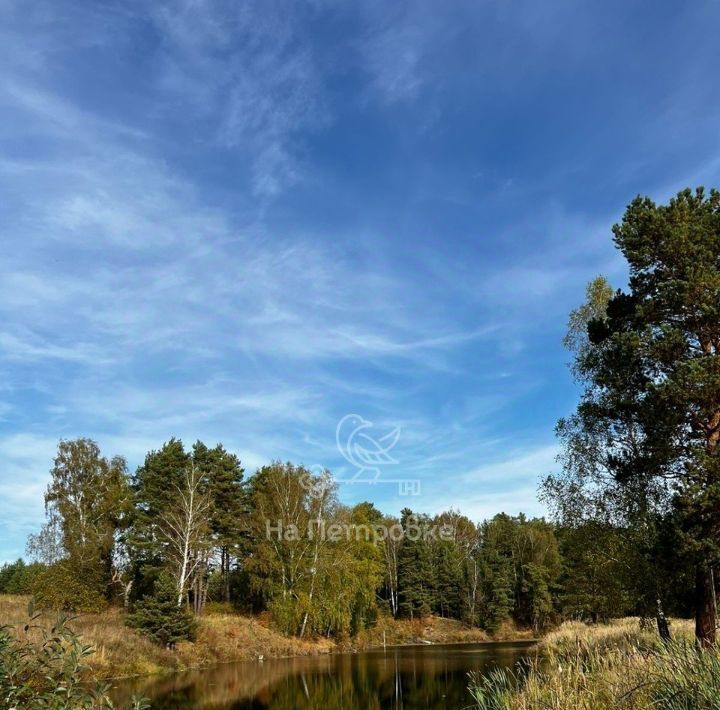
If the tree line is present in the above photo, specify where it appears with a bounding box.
[7,440,565,638]
[0,435,696,644]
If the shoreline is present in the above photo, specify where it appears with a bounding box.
[106,635,540,683]
[0,594,535,682]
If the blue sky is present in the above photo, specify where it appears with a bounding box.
[2,0,720,561]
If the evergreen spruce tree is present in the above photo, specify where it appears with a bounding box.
[397,509,436,618]
[434,539,463,618]
[485,556,513,632]
[126,572,196,647]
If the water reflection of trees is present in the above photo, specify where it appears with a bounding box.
[111,643,533,709]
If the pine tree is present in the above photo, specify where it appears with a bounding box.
[479,516,516,631]
[126,572,196,648]
[133,438,189,530]
[192,441,245,603]
[397,509,436,618]
[548,188,720,645]
[434,539,463,618]
[485,556,513,632]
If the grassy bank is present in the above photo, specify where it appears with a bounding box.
[469,617,720,709]
[0,595,522,680]
[349,613,531,650]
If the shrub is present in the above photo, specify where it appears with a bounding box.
[31,561,107,613]
[0,559,24,592]
[126,572,196,647]
[0,598,112,708]
[269,596,305,636]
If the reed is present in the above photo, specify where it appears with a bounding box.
[469,617,720,709]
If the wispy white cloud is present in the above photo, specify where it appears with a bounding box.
[3,0,719,562]
[0,18,527,561]
[408,443,558,523]
[0,331,110,365]
[0,433,57,561]
[149,0,329,197]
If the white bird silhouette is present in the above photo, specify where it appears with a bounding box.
[336,414,401,482]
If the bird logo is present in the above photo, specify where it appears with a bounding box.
[298,465,334,499]
[336,414,401,482]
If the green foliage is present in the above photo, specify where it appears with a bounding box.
[485,558,513,632]
[18,435,663,648]
[555,523,630,620]
[397,509,436,618]
[126,572,196,647]
[468,667,524,710]
[0,559,45,595]
[563,275,614,371]
[268,596,305,636]
[46,439,132,568]
[38,438,132,608]
[192,441,246,605]
[434,539,464,619]
[32,561,108,613]
[131,438,189,559]
[192,440,246,549]
[25,435,572,643]
[474,514,561,632]
[0,599,112,708]
[547,187,720,643]
[130,438,247,612]
[247,464,384,638]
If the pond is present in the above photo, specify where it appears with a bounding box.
[110,640,535,709]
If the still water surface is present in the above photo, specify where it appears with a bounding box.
[111,640,534,709]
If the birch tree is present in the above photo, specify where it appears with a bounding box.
[246,462,338,635]
[41,439,131,592]
[160,463,211,608]
[381,515,401,617]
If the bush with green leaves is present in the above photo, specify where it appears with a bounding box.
[31,561,107,613]
[0,599,112,709]
[126,572,196,647]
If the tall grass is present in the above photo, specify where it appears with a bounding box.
[651,640,720,708]
[0,598,150,709]
[0,595,335,680]
[469,618,720,709]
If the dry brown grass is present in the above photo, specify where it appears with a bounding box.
[351,613,530,650]
[0,594,532,682]
[0,595,333,680]
[469,617,708,710]
[0,595,178,678]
